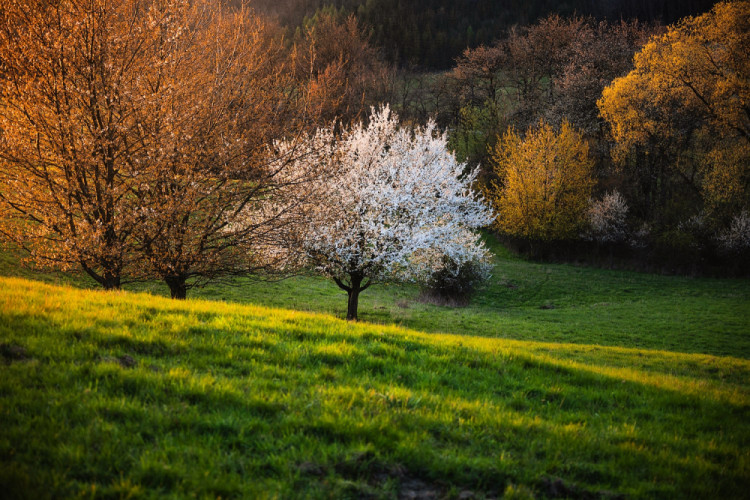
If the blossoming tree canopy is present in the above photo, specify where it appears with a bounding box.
[280,105,494,320]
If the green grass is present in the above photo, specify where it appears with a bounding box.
[183,251,750,359]
[4,237,748,359]
[1,240,749,498]
[1,270,749,498]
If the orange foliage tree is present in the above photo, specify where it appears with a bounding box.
[291,10,393,124]
[488,120,595,241]
[130,4,318,299]
[0,0,180,289]
[0,0,345,296]
[598,1,750,222]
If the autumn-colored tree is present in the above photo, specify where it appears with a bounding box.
[488,120,595,241]
[0,0,179,289]
[291,9,393,124]
[131,4,317,299]
[0,0,345,297]
[550,19,657,135]
[600,1,750,150]
[598,1,750,222]
[127,3,352,299]
[703,143,750,221]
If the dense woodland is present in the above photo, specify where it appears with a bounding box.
[0,0,748,312]
[276,1,749,276]
[250,0,718,68]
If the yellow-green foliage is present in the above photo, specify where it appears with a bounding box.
[488,120,594,240]
[598,1,750,215]
[598,1,750,153]
[703,143,750,219]
[1,276,749,498]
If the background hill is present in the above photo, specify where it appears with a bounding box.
[248,0,719,68]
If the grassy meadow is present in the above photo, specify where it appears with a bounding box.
[1,242,749,498]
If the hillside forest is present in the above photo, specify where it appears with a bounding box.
[276,0,750,275]
[0,0,748,312]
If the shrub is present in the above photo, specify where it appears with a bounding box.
[719,210,750,251]
[628,222,651,249]
[488,120,595,241]
[418,253,491,306]
[583,190,629,243]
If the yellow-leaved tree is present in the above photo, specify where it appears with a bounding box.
[488,120,595,241]
[598,1,750,221]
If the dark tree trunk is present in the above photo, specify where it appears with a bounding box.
[165,275,188,299]
[346,284,361,321]
[82,261,121,290]
[102,273,121,290]
[333,272,370,321]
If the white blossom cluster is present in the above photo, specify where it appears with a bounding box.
[584,190,629,243]
[276,105,494,287]
[719,210,750,251]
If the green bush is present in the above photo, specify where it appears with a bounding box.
[420,255,489,305]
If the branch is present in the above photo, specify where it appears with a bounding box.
[332,275,351,292]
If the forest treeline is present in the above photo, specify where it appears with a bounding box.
[0,0,747,311]
[286,3,750,275]
[248,0,718,68]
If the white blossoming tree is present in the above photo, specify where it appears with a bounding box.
[280,106,493,320]
[584,190,629,244]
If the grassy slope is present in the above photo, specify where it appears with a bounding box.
[4,237,749,359]
[191,252,750,359]
[1,276,749,498]
[138,238,750,359]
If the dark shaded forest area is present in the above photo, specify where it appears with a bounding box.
[2,0,745,288]
[249,0,717,68]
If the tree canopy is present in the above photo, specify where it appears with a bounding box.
[0,0,348,295]
[598,0,750,223]
[251,0,716,69]
[489,121,595,241]
[274,106,493,320]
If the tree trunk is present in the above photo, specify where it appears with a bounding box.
[165,275,187,299]
[83,262,121,290]
[346,284,361,321]
[332,272,370,321]
[102,273,121,290]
